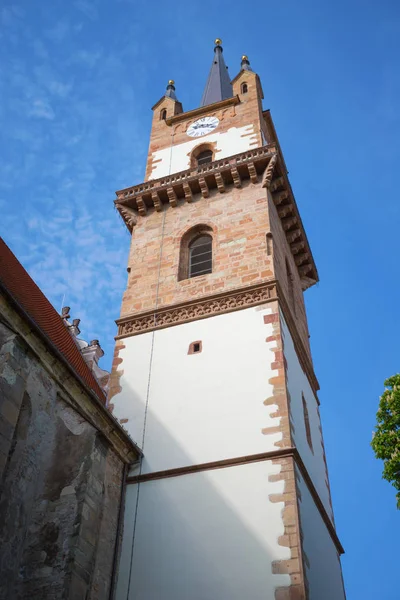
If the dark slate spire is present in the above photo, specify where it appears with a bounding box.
[200,39,233,107]
[241,55,253,72]
[165,79,177,100]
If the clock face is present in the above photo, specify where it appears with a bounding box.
[187,116,219,138]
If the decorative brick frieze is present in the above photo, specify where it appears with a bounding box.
[116,281,278,338]
[116,280,319,396]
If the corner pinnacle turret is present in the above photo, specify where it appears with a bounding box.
[200,39,233,107]
[165,79,177,100]
[240,55,253,72]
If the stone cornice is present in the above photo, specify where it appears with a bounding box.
[165,95,241,125]
[116,144,277,211]
[115,280,319,395]
[115,144,318,285]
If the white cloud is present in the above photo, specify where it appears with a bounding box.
[48,80,73,98]
[72,49,102,67]
[74,0,98,21]
[45,19,70,43]
[28,98,55,120]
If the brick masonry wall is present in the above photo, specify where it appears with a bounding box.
[0,306,127,600]
[121,181,273,316]
[120,179,312,359]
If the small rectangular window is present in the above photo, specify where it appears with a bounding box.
[188,341,202,354]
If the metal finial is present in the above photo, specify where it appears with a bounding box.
[214,38,222,46]
[241,55,252,71]
[165,79,177,100]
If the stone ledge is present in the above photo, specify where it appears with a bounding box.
[126,446,344,555]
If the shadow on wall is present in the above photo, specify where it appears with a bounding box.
[115,380,290,600]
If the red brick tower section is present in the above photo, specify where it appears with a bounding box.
[110,47,345,600]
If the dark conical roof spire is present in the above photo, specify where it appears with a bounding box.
[200,39,233,107]
[165,79,177,100]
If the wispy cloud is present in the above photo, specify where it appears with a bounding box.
[45,19,70,43]
[28,98,55,119]
[1,1,150,368]
[74,0,98,21]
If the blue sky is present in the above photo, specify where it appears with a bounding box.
[1,0,399,597]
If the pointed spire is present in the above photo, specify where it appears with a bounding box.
[165,79,177,100]
[241,55,253,72]
[200,39,233,107]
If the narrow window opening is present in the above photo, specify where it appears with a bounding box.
[286,258,296,316]
[160,108,167,120]
[196,150,213,166]
[241,82,248,94]
[266,233,273,256]
[189,235,212,278]
[188,341,202,354]
[302,394,314,453]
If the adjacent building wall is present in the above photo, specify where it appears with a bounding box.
[0,303,132,600]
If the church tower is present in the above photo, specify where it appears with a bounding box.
[110,40,346,600]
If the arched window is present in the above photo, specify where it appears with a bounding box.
[241,82,248,94]
[189,235,212,277]
[160,108,167,120]
[196,150,213,167]
[178,224,214,281]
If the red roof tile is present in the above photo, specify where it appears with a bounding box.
[0,238,106,403]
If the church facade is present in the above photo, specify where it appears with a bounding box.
[110,41,346,600]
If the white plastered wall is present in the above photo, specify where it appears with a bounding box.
[296,467,345,600]
[149,124,258,179]
[116,460,290,600]
[280,312,334,520]
[112,305,282,475]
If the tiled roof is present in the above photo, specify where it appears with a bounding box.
[0,238,106,404]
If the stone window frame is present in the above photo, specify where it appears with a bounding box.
[188,340,202,354]
[178,224,214,281]
[160,108,167,121]
[241,82,248,94]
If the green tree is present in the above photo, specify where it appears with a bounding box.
[371,374,400,508]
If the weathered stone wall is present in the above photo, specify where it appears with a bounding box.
[0,308,127,600]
